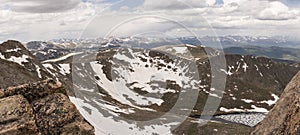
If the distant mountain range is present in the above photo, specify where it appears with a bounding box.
[25,36,300,63]
[224,46,300,62]
[46,36,300,49]
[200,36,300,48]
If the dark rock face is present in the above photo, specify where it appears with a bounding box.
[0,79,94,135]
[252,71,300,135]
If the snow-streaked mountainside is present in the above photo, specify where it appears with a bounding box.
[25,41,72,61]
[38,42,300,134]
[1,40,300,134]
[0,40,54,88]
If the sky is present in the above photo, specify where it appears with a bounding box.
[0,0,300,41]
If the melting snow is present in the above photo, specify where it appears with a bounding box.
[42,64,57,77]
[69,97,178,135]
[42,52,83,63]
[220,107,244,112]
[0,53,5,59]
[0,53,30,66]
[241,99,254,103]
[58,64,71,75]
[220,66,234,76]
[172,47,189,54]
[254,65,263,77]
[90,47,199,110]
[35,65,42,78]
[5,48,21,52]
[242,62,248,72]
[250,105,268,113]
[8,55,30,66]
[220,105,269,113]
[209,93,222,98]
[259,94,279,106]
[91,61,163,109]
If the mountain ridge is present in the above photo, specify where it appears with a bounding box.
[1,39,300,134]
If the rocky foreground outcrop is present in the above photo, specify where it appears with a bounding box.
[252,71,300,135]
[0,79,94,135]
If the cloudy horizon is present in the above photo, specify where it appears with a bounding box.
[1,0,300,42]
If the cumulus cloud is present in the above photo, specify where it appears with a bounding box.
[2,0,81,13]
[257,1,299,20]
[0,2,97,41]
[142,0,215,10]
[1,0,300,41]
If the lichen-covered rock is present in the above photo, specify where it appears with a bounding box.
[0,80,95,135]
[0,95,38,135]
[33,93,94,135]
[252,71,300,135]
[0,79,65,103]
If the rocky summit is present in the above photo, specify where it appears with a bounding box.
[0,79,94,135]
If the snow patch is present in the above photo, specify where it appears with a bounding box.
[0,53,30,66]
[254,65,263,77]
[42,52,83,63]
[69,96,178,135]
[250,105,268,113]
[6,48,21,52]
[42,64,57,77]
[220,107,244,112]
[35,65,42,78]
[220,66,234,76]
[242,62,248,72]
[259,94,279,106]
[58,64,71,75]
[241,99,254,103]
[172,46,189,54]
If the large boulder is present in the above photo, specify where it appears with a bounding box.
[0,95,38,134]
[252,71,300,135]
[33,93,94,135]
[0,79,95,135]
[0,79,64,103]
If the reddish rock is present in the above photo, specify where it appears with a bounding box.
[33,93,94,135]
[0,95,38,134]
[252,71,300,135]
[0,80,95,135]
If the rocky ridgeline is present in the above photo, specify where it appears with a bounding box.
[0,40,54,88]
[0,79,94,135]
[252,71,300,135]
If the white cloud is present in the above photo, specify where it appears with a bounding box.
[142,0,212,10]
[1,0,81,13]
[1,0,300,41]
[0,2,98,41]
[257,1,299,20]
